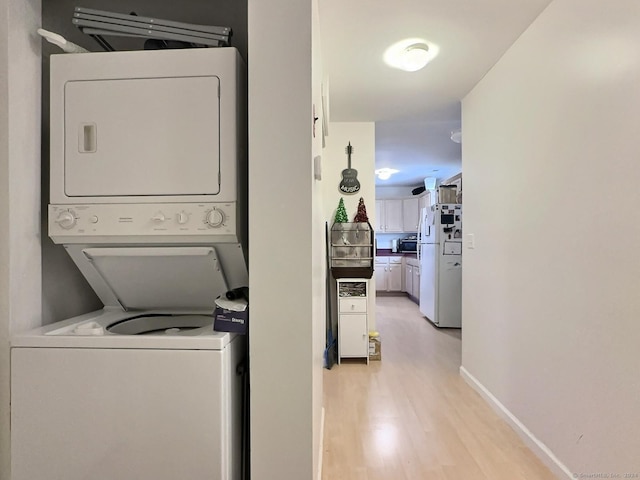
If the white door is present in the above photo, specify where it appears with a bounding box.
[64,76,221,197]
[419,191,431,212]
[404,264,413,294]
[402,198,419,232]
[419,243,437,321]
[419,207,432,242]
[339,314,368,357]
[384,200,404,232]
[412,265,420,300]
[374,200,384,231]
[374,267,387,291]
[437,254,462,327]
[11,346,235,480]
[387,262,402,291]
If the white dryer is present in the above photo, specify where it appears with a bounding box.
[11,47,248,480]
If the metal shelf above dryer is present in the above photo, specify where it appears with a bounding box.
[72,6,231,51]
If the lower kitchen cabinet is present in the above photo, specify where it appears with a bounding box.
[374,260,387,291]
[375,257,402,292]
[404,263,413,294]
[403,257,420,303]
[337,278,369,363]
[412,265,420,300]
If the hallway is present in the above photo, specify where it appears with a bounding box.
[321,296,557,480]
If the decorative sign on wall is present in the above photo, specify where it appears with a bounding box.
[338,142,360,194]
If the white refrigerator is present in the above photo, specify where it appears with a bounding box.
[418,204,462,328]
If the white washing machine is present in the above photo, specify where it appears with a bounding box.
[11,48,248,480]
[11,309,246,480]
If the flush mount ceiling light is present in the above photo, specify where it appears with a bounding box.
[375,168,399,180]
[401,44,430,71]
[384,38,439,72]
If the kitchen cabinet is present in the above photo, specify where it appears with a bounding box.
[374,200,383,232]
[388,259,402,291]
[376,196,433,233]
[403,257,420,303]
[402,198,419,232]
[375,257,402,292]
[419,191,432,212]
[336,278,369,363]
[374,259,387,291]
[404,263,413,294]
[412,265,420,300]
[375,199,403,233]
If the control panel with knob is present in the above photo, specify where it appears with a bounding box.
[49,202,238,242]
[151,212,166,224]
[55,210,77,230]
[204,208,225,228]
[177,211,189,225]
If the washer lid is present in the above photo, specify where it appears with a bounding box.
[81,246,227,311]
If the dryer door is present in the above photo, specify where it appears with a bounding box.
[64,75,221,197]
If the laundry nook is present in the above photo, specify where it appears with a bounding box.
[10,46,248,480]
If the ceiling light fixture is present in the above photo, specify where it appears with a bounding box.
[384,38,439,72]
[450,129,462,144]
[401,44,430,71]
[375,168,399,180]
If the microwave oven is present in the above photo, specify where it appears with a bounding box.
[398,237,417,252]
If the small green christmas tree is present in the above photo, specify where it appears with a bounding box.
[334,198,348,223]
[353,197,369,223]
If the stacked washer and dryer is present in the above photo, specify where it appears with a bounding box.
[11,48,247,480]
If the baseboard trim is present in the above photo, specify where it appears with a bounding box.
[375,291,406,297]
[317,406,325,480]
[459,366,573,480]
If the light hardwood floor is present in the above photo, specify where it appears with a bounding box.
[322,295,558,480]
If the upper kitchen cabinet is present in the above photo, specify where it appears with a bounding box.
[374,200,383,232]
[419,191,432,212]
[375,199,403,233]
[402,198,419,232]
[375,195,430,233]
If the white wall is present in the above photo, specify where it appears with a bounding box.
[461,0,640,477]
[375,186,415,199]
[248,0,323,479]
[0,0,42,477]
[323,122,376,330]
[311,0,325,476]
[323,122,376,224]
[0,6,8,474]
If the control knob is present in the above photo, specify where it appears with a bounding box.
[152,212,166,224]
[205,208,225,228]
[55,210,77,230]
[177,211,189,225]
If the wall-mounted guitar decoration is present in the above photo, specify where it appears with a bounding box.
[339,141,360,194]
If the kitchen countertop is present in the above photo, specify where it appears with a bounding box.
[376,249,417,258]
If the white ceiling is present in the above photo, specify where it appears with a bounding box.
[318,0,553,187]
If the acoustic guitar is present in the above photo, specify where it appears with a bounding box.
[339,142,361,194]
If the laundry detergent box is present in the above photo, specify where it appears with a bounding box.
[214,297,248,334]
